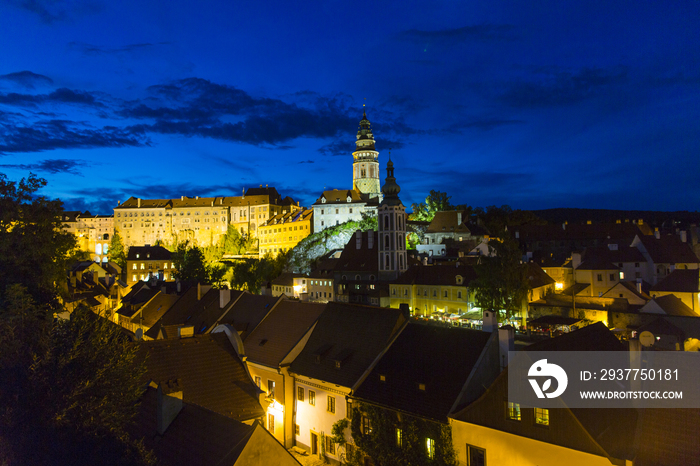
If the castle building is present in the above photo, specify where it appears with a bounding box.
[312,111,383,232]
[62,211,114,263]
[378,159,408,281]
[352,111,382,200]
[113,187,299,248]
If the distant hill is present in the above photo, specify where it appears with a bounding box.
[531,208,700,229]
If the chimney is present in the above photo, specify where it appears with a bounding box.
[562,222,566,230]
[117,200,121,206]
[176,280,181,293]
[178,326,194,338]
[220,198,223,205]
[355,230,362,249]
[399,303,410,321]
[157,380,183,435]
[654,228,660,239]
[137,198,141,208]
[181,196,184,201]
[572,252,582,270]
[422,256,428,266]
[636,278,642,294]
[680,230,687,243]
[457,212,462,225]
[498,325,515,371]
[515,231,519,239]
[161,285,167,294]
[482,310,498,333]
[220,288,231,308]
[367,230,374,249]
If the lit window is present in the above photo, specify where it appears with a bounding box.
[426,438,435,459]
[507,402,521,421]
[362,416,372,434]
[620,271,625,279]
[534,407,549,426]
[132,264,137,270]
[396,428,402,447]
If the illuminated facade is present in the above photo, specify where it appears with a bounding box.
[62,211,114,263]
[259,209,313,258]
[125,245,175,285]
[113,187,299,248]
[389,265,476,317]
[352,111,381,200]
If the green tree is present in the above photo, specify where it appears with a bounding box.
[471,235,530,320]
[0,290,154,465]
[409,190,455,222]
[172,241,209,283]
[0,173,77,309]
[109,228,128,270]
[473,205,545,236]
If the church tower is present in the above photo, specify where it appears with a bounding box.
[378,158,407,281]
[352,111,381,200]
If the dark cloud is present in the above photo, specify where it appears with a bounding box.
[8,0,102,24]
[0,158,88,175]
[120,78,363,146]
[0,119,149,154]
[0,88,104,108]
[68,41,172,56]
[399,24,515,45]
[500,67,627,108]
[298,160,314,164]
[0,71,53,89]
[318,138,405,157]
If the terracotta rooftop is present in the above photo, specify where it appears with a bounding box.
[289,302,406,388]
[642,294,698,317]
[650,268,699,293]
[353,323,493,422]
[391,263,477,286]
[426,210,471,234]
[635,234,700,264]
[127,245,172,261]
[244,300,326,368]
[138,333,264,422]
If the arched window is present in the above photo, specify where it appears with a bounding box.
[355,275,361,281]
[385,254,390,270]
[384,216,389,229]
[95,244,102,255]
[385,234,390,249]
[399,255,404,268]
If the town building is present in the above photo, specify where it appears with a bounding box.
[389,263,476,318]
[243,300,326,447]
[288,303,407,463]
[271,272,308,299]
[258,208,313,257]
[125,245,175,286]
[350,322,498,465]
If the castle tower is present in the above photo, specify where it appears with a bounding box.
[378,158,407,281]
[352,111,381,200]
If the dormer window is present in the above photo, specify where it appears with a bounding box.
[322,198,326,204]
[136,254,140,259]
[347,196,351,202]
[456,275,463,285]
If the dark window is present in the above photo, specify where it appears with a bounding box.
[297,387,304,402]
[309,390,315,406]
[467,445,486,466]
[327,395,336,413]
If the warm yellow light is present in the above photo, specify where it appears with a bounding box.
[555,282,563,290]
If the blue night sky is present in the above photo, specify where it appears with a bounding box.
[1,1,698,214]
